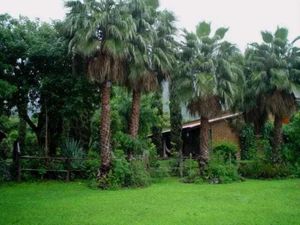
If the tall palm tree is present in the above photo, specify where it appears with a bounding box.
[181,22,241,174]
[125,0,176,157]
[126,0,158,144]
[150,10,178,155]
[65,0,135,181]
[245,28,300,162]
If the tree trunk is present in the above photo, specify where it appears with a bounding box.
[272,114,282,163]
[151,90,164,157]
[169,79,183,155]
[97,80,112,184]
[18,117,26,154]
[128,90,141,158]
[17,102,27,154]
[129,90,141,137]
[199,116,210,176]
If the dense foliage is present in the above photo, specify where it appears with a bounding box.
[0,0,300,188]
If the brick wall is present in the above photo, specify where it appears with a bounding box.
[211,119,241,159]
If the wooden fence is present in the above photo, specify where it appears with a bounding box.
[16,154,86,182]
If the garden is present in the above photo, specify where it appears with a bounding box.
[1,0,300,224]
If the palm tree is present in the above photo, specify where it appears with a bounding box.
[245,28,300,162]
[169,63,183,160]
[65,0,135,182]
[126,0,158,143]
[151,10,178,155]
[181,22,241,174]
[125,0,176,157]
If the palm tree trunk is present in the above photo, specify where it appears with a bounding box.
[128,90,141,158]
[97,80,112,182]
[152,90,164,156]
[169,79,183,155]
[199,116,210,176]
[129,90,141,137]
[272,114,282,163]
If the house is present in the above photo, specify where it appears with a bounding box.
[291,84,300,107]
[159,113,242,158]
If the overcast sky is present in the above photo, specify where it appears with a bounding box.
[0,0,299,50]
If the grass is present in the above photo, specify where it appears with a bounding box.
[1,178,300,225]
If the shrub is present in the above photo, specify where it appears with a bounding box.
[239,160,291,179]
[149,167,169,181]
[113,132,152,157]
[213,142,238,164]
[181,159,200,183]
[287,163,300,178]
[106,150,131,188]
[103,150,151,189]
[61,138,85,170]
[128,160,151,187]
[283,112,300,165]
[207,159,240,184]
[149,161,170,181]
[0,160,11,182]
[240,124,256,160]
[168,157,181,176]
[84,151,99,179]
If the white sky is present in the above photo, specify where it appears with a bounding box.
[0,0,299,50]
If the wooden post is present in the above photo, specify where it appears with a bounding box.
[45,104,49,157]
[189,153,192,176]
[179,153,183,178]
[17,152,21,182]
[66,158,70,182]
[13,141,21,182]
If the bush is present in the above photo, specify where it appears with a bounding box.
[113,132,149,157]
[106,150,131,188]
[283,112,300,165]
[239,160,291,179]
[128,160,151,187]
[61,138,85,170]
[104,150,151,189]
[240,124,256,160]
[181,159,199,183]
[149,167,169,181]
[84,151,99,180]
[0,160,11,182]
[168,157,181,176]
[213,142,238,164]
[149,161,170,181]
[207,158,240,184]
[287,163,300,178]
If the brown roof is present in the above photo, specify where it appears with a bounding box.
[162,112,242,134]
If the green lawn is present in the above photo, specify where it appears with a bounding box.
[1,179,300,225]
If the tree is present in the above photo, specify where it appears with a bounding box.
[245,27,300,163]
[126,0,158,143]
[151,10,178,154]
[65,0,135,182]
[125,1,176,157]
[169,42,184,157]
[169,68,183,155]
[0,14,97,156]
[181,22,240,174]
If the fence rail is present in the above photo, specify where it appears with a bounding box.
[16,154,87,182]
[14,152,249,182]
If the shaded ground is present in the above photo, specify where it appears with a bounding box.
[1,178,300,225]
